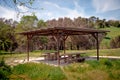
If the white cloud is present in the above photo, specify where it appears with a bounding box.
[37,1,87,20]
[46,12,52,17]
[108,17,117,20]
[0,1,88,21]
[0,5,32,21]
[67,1,86,19]
[0,6,17,20]
[17,5,29,12]
[92,0,120,13]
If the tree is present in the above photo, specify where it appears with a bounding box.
[107,20,120,27]
[114,21,120,27]
[14,15,49,51]
[37,20,47,28]
[20,14,38,30]
[96,20,104,28]
[14,15,38,52]
[0,20,16,51]
[89,16,97,23]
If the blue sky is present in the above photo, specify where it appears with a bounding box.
[0,0,120,21]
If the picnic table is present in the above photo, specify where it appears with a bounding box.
[42,52,85,63]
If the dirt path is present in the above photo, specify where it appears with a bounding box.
[7,56,120,67]
[89,56,120,59]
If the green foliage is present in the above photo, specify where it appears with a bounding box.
[15,15,49,52]
[14,15,39,52]
[13,63,66,80]
[20,14,38,30]
[0,57,12,80]
[0,21,16,51]
[39,36,48,44]
[103,59,113,68]
[86,60,100,68]
[37,20,47,28]
[110,35,120,48]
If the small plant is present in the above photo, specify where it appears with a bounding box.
[87,60,100,68]
[0,57,12,80]
[103,59,113,68]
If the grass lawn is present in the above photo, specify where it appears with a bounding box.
[63,59,120,80]
[9,59,120,80]
[65,48,120,56]
[11,63,66,80]
[0,48,120,80]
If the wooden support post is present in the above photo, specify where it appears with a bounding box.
[26,34,33,61]
[55,35,60,65]
[62,36,68,63]
[96,33,99,60]
[63,36,68,55]
[63,39,65,55]
[27,35,29,61]
[57,36,60,65]
[92,33,99,60]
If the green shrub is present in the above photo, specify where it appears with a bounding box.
[110,35,120,48]
[87,60,100,68]
[0,57,12,80]
[103,59,113,68]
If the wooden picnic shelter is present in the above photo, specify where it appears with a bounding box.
[19,27,109,65]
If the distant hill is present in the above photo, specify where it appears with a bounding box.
[100,27,120,48]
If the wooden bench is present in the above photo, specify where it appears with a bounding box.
[60,54,69,63]
[69,57,85,63]
[60,52,86,63]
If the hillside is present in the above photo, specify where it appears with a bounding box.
[100,27,120,48]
